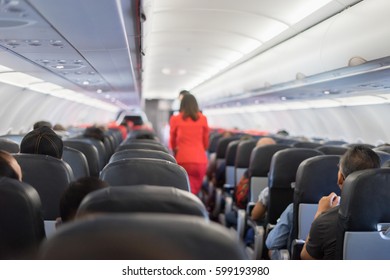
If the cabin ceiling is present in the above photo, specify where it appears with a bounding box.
[3,0,390,112]
[0,0,142,109]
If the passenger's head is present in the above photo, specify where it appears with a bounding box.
[59,177,109,223]
[33,120,52,130]
[0,150,22,181]
[83,126,105,143]
[338,145,380,188]
[179,90,190,100]
[53,124,66,131]
[20,126,63,159]
[256,137,276,147]
[180,93,200,121]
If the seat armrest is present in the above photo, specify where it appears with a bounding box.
[236,209,246,239]
[253,225,265,260]
[290,239,305,260]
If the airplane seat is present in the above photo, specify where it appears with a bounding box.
[38,213,249,260]
[291,155,341,259]
[107,128,123,148]
[0,138,19,153]
[62,146,90,179]
[63,139,100,177]
[126,129,157,140]
[103,134,115,161]
[374,150,390,167]
[100,158,190,192]
[109,149,176,164]
[207,132,223,156]
[0,134,25,145]
[76,185,209,220]
[77,138,107,168]
[336,168,390,260]
[322,140,348,146]
[237,144,290,253]
[374,146,390,154]
[215,136,240,172]
[212,140,240,218]
[254,148,323,259]
[13,153,74,221]
[116,142,169,154]
[218,139,257,223]
[208,136,240,204]
[0,177,45,259]
[122,138,160,145]
[224,140,240,188]
[345,143,375,149]
[235,140,258,188]
[267,148,324,231]
[292,141,322,149]
[316,145,348,155]
[13,153,74,238]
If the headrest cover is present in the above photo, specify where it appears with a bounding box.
[21,126,63,159]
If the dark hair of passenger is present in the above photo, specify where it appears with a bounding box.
[339,145,380,178]
[0,150,20,180]
[179,93,200,121]
[33,120,53,130]
[83,126,105,143]
[59,177,109,222]
[20,126,63,159]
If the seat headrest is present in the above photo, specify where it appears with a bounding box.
[269,148,323,188]
[225,140,240,165]
[295,155,341,203]
[0,177,45,259]
[39,214,249,260]
[100,158,190,191]
[215,136,239,159]
[235,140,258,168]
[339,168,390,231]
[77,185,209,219]
[109,149,176,164]
[316,145,348,155]
[248,144,290,177]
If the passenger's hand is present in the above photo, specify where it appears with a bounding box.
[315,192,340,219]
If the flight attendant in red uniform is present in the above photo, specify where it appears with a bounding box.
[170,93,209,195]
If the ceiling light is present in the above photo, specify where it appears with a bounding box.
[178,69,187,75]
[96,89,103,94]
[323,90,330,95]
[0,72,43,87]
[0,65,13,72]
[82,80,90,85]
[161,68,171,75]
[55,65,64,69]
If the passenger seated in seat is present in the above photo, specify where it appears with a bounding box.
[83,126,106,143]
[225,137,276,227]
[0,150,22,181]
[263,145,380,259]
[20,126,63,159]
[299,145,380,259]
[57,177,108,225]
[33,120,52,130]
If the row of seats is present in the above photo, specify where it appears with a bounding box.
[206,131,390,259]
[0,128,249,259]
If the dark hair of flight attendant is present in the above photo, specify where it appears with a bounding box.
[169,93,209,195]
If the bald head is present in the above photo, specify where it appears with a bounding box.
[256,137,276,147]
